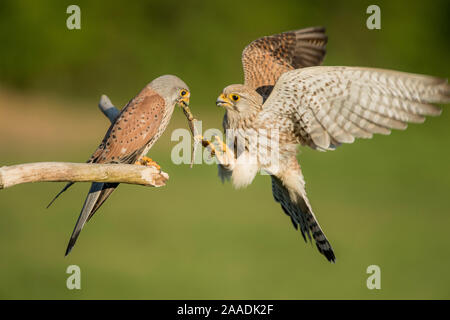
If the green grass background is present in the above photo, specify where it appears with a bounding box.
[0,0,449,299]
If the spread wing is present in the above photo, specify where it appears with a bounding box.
[242,26,327,99]
[261,66,449,151]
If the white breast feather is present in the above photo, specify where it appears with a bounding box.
[231,152,259,189]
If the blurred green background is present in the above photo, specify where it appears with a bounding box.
[0,0,449,299]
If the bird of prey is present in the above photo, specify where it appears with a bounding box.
[212,27,449,262]
[48,75,190,255]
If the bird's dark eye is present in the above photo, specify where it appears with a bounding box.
[231,94,240,101]
[180,90,187,96]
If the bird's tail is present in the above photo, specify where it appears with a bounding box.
[303,208,336,262]
[65,182,118,255]
[271,170,336,262]
[289,190,336,263]
[46,182,75,208]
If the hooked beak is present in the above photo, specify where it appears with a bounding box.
[178,95,190,107]
[216,93,232,108]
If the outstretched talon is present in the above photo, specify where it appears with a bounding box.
[136,156,161,171]
[196,135,228,156]
[197,135,234,166]
[196,135,217,156]
[212,135,228,154]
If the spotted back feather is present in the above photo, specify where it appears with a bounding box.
[242,27,327,100]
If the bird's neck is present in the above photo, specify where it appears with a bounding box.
[224,108,259,130]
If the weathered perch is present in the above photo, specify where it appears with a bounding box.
[0,95,169,190]
[0,162,168,189]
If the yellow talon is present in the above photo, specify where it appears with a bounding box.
[198,135,228,158]
[212,135,227,153]
[136,156,161,170]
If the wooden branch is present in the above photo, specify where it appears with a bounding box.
[0,162,168,189]
[0,94,169,190]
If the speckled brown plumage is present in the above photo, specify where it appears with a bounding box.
[216,28,449,262]
[89,88,166,165]
[48,75,190,255]
[242,26,327,100]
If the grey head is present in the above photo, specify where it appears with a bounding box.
[148,74,190,107]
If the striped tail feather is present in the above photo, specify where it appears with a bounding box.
[271,171,336,262]
[304,211,336,262]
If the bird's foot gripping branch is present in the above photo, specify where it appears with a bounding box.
[0,95,170,190]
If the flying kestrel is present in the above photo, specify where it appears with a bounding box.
[212,27,449,262]
[48,75,190,255]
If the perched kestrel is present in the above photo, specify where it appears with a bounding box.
[48,75,190,255]
[213,27,449,262]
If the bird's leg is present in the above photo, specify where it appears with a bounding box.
[212,135,235,167]
[196,135,234,167]
[195,135,216,155]
[211,135,228,154]
[136,156,161,171]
